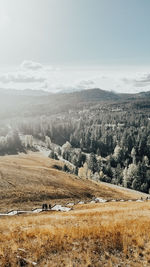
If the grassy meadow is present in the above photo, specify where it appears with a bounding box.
[0,201,150,266]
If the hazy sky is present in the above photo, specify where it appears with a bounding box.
[0,0,150,93]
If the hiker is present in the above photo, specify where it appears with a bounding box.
[42,203,48,210]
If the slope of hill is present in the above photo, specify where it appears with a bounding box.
[0,88,150,119]
[0,152,147,212]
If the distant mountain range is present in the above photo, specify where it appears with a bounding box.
[0,87,150,98]
[0,88,149,119]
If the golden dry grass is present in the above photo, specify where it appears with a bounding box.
[0,201,150,266]
[0,152,147,212]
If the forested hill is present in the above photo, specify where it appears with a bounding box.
[0,87,150,195]
[0,88,150,118]
[67,88,120,101]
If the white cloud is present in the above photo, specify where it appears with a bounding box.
[0,60,48,88]
[0,63,150,94]
[20,60,43,71]
[133,73,150,87]
[121,72,150,89]
[0,72,46,84]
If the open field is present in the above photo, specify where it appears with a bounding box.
[0,152,148,212]
[1,201,150,266]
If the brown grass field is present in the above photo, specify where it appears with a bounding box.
[0,152,147,212]
[1,201,150,266]
[0,152,150,266]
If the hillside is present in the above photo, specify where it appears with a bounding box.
[0,88,150,119]
[0,152,148,212]
[0,88,120,118]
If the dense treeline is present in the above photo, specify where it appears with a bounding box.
[17,105,150,157]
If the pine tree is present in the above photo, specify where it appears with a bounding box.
[123,163,139,189]
[113,145,123,163]
[143,156,149,166]
[131,147,136,164]
[88,153,98,173]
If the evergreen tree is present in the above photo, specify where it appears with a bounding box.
[113,145,123,163]
[88,153,98,173]
[131,147,136,164]
[123,163,139,189]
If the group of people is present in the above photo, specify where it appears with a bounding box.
[42,203,51,210]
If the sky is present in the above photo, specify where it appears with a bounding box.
[0,0,150,93]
